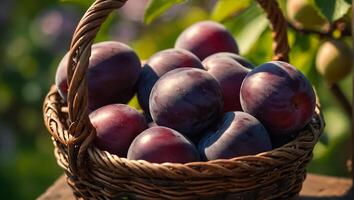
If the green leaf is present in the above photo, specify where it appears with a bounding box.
[288,31,320,78]
[225,4,268,55]
[211,0,252,22]
[144,0,185,25]
[313,0,352,22]
[277,0,287,13]
[128,95,142,111]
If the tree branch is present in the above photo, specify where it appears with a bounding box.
[287,20,351,38]
[287,22,332,37]
[328,83,352,119]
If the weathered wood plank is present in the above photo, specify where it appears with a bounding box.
[37,175,73,200]
[37,173,352,200]
[297,174,352,200]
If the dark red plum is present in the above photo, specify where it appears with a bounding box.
[202,56,251,112]
[137,48,203,115]
[240,61,316,135]
[198,112,271,160]
[90,104,147,157]
[149,68,223,138]
[203,52,255,69]
[127,126,200,163]
[175,21,239,60]
[55,41,141,111]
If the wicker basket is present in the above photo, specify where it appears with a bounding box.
[43,0,325,199]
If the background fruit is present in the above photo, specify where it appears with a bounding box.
[240,61,316,135]
[202,55,251,112]
[137,48,203,116]
[150,67,223,139]
[286,0,328,31]
[127,126,200,163]
[90,104,147,157]
[198,111,271,160]
[175,21,239,60]
[316,40,352,84]
[55,41,141,111]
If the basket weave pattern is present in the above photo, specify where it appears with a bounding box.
[43,0,324,199]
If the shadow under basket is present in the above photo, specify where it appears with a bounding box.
[43,0,325,199]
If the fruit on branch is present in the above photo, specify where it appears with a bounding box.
[202,53,253,112]
[198,111,271,160]
[240,61,316,135]
[286,0,328,31]
[175,21,239,60]
[90,104,147,157]
[149,68,223,139]
[316,40,353,84]
[137,48,203,117]
[127,126,200,163]
[55,41,141,111]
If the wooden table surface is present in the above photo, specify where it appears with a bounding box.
[37,173,352,200]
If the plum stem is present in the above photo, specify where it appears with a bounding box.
[328,83,352,118]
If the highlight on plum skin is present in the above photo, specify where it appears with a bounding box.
[202,52,255,70]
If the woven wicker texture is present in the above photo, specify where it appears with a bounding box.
[43,0,324,199]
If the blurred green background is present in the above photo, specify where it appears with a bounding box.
[0,0,352,199]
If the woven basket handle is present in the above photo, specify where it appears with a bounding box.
[65,0,289,175]
[65,0,127,175]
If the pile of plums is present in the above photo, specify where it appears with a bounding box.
[56,21,316,164]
